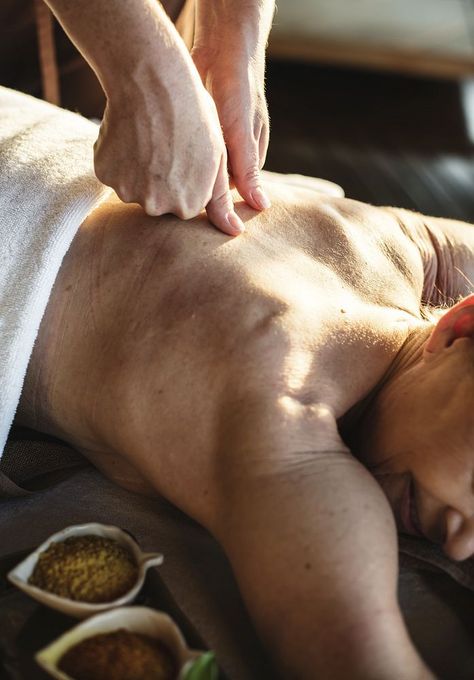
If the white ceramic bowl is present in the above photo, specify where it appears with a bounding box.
[7,523,163,618]
[35,606,202,680]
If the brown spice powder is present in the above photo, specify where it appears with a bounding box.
[58,629,177,680]
[29,535,138,602]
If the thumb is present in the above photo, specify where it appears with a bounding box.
[228,135,271,212]
[206,154,245,237]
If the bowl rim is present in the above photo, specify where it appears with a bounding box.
[35,605,202,680]
[7,522,163,616]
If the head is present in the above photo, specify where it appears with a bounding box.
[356,295,474,561]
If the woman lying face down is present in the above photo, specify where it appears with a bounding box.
[17,175,474,679]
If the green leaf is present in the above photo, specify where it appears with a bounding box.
[182,651,219,680]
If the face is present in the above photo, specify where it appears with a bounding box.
[362,334,474,562]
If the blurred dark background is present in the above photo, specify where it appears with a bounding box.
[265,58,474,220]
[264,0,474,220]
[3,0,474,220]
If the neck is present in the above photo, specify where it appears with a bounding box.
[339,322,433,454]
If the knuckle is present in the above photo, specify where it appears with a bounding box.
[142,180,167,216]
[176,191,209,220]
[189,193,210,218]
[143,198,162,216]
[239,166,260,187]
[229,149,259,185]
[93,160,107,185]
[175,205,199,220]
[211,190,232,212]
[106,174,135,203]
[116,184,132,203]
[117,190,130,204]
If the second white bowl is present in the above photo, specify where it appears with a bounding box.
[35,606,202,680]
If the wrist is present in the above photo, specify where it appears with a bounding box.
[194,0,274,58]
[102,29,200,104]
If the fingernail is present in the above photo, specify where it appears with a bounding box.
[251,186,271,210]
[225,211,245,235]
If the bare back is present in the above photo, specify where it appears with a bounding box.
[21,177,427,506]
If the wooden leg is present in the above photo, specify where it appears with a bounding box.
[460,78,474,145]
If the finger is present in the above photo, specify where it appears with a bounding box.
[206,154,245,237]
[227,157,236,190]
[258,123,270,170]
[228,132,271,212]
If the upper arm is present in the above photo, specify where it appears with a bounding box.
[389,207,474,306]
[211,404,430,679]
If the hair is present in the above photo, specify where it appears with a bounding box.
[420,303,448,324]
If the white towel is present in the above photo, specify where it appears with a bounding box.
[0,87,112,459]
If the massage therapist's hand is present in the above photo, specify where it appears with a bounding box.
[192,0,275,212]
[94,73,244,236]
[43,0,244,236]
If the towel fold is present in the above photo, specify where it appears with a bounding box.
[0,86,111,458]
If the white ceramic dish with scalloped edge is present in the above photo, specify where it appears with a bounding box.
[7,523,163,619]
[35,606,202,680]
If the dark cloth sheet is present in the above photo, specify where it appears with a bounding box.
[2,435,474,679]
[0,449,274,680]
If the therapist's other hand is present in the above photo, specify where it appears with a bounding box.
[93,72,244,236]
[192,0,274,212]
[192,46,271,213]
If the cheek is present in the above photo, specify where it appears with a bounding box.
[410,446,469,494]
[367,421,417,474]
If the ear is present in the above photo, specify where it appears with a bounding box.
[424,294,474,356]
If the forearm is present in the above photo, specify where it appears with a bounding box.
[194,0,275,63]
[44,0,197,94]
[214,449,433,679]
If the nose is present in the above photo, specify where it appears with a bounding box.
[443,507,474,561]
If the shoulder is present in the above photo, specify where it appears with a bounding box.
[217,391,349,475]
